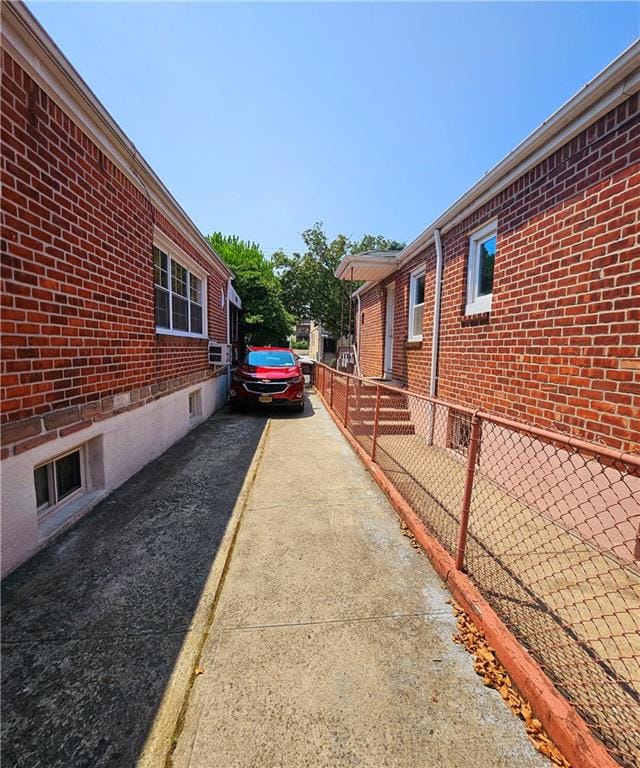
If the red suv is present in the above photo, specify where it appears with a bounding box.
[230,347,305,412]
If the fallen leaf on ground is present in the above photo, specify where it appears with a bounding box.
[399,520,422,552]
[195,667,205,676]
[450,602,571,768]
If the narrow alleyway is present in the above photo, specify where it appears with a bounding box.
[2,393,549,768]
[171,394,547,768]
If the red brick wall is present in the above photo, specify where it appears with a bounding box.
[358,248,436,385]
[358,288,384,377]
[388,250,435,391]
[358,93,640,452]
[1,52,227,439]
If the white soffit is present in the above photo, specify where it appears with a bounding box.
[335,252,400,281]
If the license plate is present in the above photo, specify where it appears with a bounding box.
[258,395,272,403]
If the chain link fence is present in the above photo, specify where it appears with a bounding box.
[315,364,640,768]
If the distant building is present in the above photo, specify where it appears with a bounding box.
[289,320,311,348]
[295,321,311,342]
[308,321,337,365]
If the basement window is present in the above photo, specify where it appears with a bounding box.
[34,448,84,515]
[154,246,206,337]
[447,411,471,456]
[446,410,481,464]
[466,221,496,315]
[408,266,425,341]
[189,389,202,420]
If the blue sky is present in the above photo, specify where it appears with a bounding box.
[28,2,639,254]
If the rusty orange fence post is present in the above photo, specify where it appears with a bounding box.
[329,368,335,409]
[455,411,482,571]
[344,375,350,427]
[371,384,382,462]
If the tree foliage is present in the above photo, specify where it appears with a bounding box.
[208,233,292,346]
[272,223,404,338]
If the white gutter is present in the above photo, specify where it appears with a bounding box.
[226,278,232,344]
[395,40,640,268]
[226,278,232,389]
[355,293,362,372]
[430,229,444,398]
[352,281,374,298]
[344,42,640,302]
[3,1,233,280]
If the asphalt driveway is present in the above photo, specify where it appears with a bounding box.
[1,407,268,767]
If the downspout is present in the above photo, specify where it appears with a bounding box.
[430,229,444,397]
[428,229,444,445]
[348,266,354,350]
[226,277,232,393]
[356,292,362,375]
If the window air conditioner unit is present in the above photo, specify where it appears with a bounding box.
[208,342,229,366]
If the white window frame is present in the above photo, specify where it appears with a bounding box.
[408,265,426,341]
[188,389,202,420]
[34,446,86,519]
[153,237,208,339]
[466,220,497,316]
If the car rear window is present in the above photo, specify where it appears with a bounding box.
[246,350,296,367]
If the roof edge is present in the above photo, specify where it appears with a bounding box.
[2,1,233,279]
[396,39,640,267]
[352,281,374,298]
[335,250,402,279]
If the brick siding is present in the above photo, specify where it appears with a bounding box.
[358,93,640,452]
[1,51,228,454]
[358,288,384,377]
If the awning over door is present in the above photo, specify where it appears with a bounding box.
[334,250,401,282]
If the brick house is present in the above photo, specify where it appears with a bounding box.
[337,42,640,454]
[1,2,240,576]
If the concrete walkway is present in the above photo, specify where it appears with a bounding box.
[171,393,547,768]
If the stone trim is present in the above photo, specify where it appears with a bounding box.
[0,367,227,459]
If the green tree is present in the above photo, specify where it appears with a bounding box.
[272,223,404,338]
[208,233,293,346]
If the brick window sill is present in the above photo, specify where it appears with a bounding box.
[461,312,491,327]
[405,340,423,350]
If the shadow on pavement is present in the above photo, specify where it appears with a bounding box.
[1,408,268,768]
[231,391,316,420]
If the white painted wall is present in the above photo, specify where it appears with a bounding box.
[0,375,228,577]
[308,321,322,362]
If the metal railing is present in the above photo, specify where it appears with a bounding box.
[314,363,640,768]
